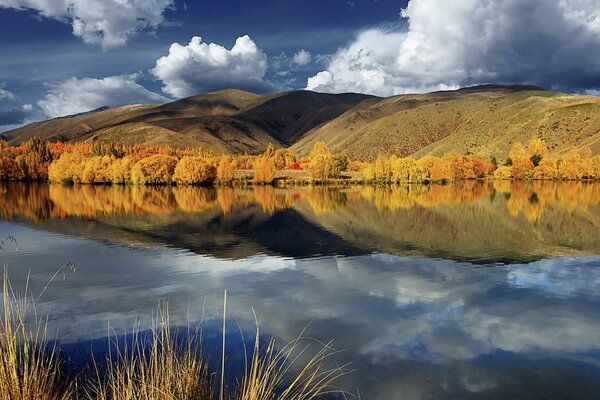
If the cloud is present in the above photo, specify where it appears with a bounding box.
[307,0,600,96]
[38,74,170,118]
[0,85,34,126]
[292,49,311,66]
[151,35,271,98]
[0,86,17,101]
[0,0,173,49]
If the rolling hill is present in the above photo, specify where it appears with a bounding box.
[291,85,600,161]
[3,85,600,160]
[2,89,374,154]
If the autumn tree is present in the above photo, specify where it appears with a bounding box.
[131,154,179,185]
[48,152,87,184]
[82,155,115,184]
[391,157,415,183]
[253,155,276,184]
[493,165,513,180]
[216,155,237,182]
[527,138,549,167]
[272,148,296,170]
[307,142,342,180]
[173,156,216,185]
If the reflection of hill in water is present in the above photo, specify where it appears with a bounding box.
[2,182,600,263]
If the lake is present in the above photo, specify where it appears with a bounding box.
[1,181,600,399]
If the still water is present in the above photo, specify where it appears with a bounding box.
[1,181,600,399]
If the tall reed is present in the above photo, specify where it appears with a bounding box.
[0,269,73,400]
[1,269,350,400]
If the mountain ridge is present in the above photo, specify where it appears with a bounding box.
[4,85,600,160]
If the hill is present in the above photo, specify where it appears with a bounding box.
[292,85,600,161]
[2,89,374,154]
[3,85,600,160]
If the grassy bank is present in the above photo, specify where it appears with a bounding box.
[1,272,349,400]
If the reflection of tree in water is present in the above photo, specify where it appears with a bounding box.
[2,181,600,224]
[305,187,348,216]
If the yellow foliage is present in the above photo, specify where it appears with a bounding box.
[558,149,585,180]
[509,142,528,162]
[273,148,296,170]
[534,158,559,180]
[131,154,179,185]
[110,157,133,184]
[527,137,549,160]
[48,152,87,184]
[253,156,275,184]
[216,155,237,182]
[493,165,513,180]
[173,156,216,185]
[82,155,115,184]
[391,157,415,183]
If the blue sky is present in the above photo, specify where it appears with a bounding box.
[1,0,600,129]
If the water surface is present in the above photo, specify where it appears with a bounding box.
[1,181,600,399]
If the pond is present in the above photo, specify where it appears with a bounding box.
[1,181,600,399]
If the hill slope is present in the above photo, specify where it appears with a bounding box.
[3,85,600,159]
[3,89,373,154]
[292,85,600,161]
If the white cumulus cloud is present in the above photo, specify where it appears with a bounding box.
[307,0,600,96]
[38,74,170,118]
[0,0,173,49]
[151,35,271,98]
[292,49,311,66]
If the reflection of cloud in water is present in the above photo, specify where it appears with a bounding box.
[2,222,600,398]
[507,256,600,298]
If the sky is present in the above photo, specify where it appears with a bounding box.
[1,0,600,130]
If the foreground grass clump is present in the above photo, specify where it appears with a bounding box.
[0,271,72,400]
[0,272,349,400]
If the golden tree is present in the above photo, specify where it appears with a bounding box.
[527,137,549,166]
[173,156,216,185]
[391,157,415,183]
[493,165,513,180]
[216,155,237,182]
[253,155,275,184]
[131,154,179,185]
[48,152,87,184]
[307,141,340,180]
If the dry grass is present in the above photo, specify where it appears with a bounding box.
[0,269,73,400]
[0,271,350,400]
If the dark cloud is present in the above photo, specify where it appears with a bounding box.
[0,107,32,125]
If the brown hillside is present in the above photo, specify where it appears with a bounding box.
[292,86,600,161]
[3,89,372,154]
[4,85,600,159]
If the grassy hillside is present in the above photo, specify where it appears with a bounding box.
[292,86,600,161]
[3,89,372,154]
[4,85,599,160]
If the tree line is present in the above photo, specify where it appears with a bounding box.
[0,137,599,185]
